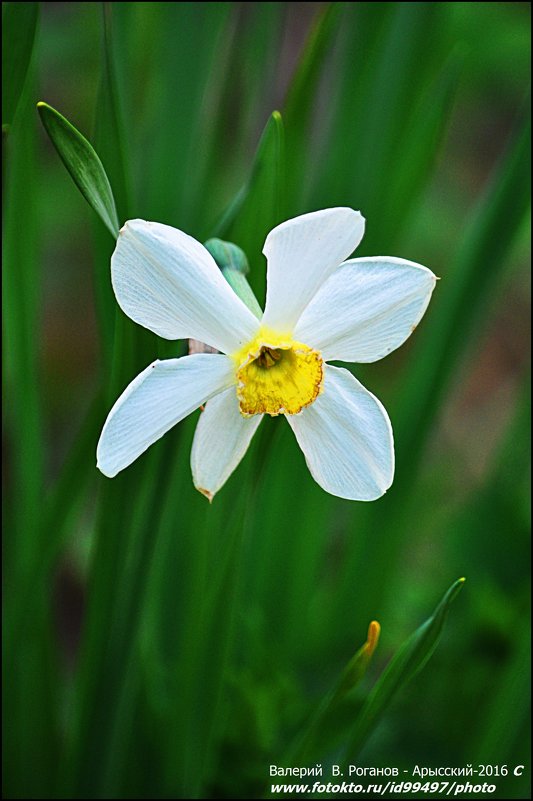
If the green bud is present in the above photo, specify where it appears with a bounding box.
[203,238,262,320]
[204,237,249,275]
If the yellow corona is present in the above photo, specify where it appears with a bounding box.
[234,329,324,417]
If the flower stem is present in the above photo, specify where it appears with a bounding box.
[220,266,263,319]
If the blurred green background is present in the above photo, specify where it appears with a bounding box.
[3,2,530,799]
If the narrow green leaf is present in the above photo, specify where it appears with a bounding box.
[394,112,531,471]
[283,3,343,128]
[2,2,38,130]
[90,4,157,373]
[94,3,131,223]
[3,82,56,799]
[4,391,103,655]
[282,3,343,211]
[214,111,285,237]
[288,621,381,765]
[36,101,120,237]
[216,110,285,306]
[138,2,233,229]
[342,578,465,760]
[62,12,156,795]
[319,3,443,216]
[378,45,465,247]
[3,93,43,583]
[230,3,284,160]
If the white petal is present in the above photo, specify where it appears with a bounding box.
[286,365,394,501]
[262,208,365,331]
[112,220,259,354]
[191,388,262,501]
[294,257,437,362]
[97,354,235,477]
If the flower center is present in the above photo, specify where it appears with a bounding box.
[234,331,324,417]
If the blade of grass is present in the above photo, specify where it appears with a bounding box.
[3,93,44,596]
[318,2,444,221]
[98,426,199,797]
[67,442,169,797]
[91,4,158,371]
[160,472,257,796]
[212,110,285,238]
[2,2,38,131]
[4,392,103,655]
[61,8,154,793]
[94,3,131,223]
[3,84,58,797]
[376,45,465,248]
[341,578,465,760]
[282,2,344,212]
[286,621,381,768]
[394,111,530,473]
[138,2,232,229]
[232,3,284,158]
[219,110,285,306]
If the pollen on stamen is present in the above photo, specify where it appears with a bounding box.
[256,346,282,369]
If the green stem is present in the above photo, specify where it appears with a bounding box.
[221,266,263,319]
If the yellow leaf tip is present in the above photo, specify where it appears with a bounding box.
[365,620,381,657]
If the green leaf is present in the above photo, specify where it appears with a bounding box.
[93,3,131,224]
[215,110,285,306]
[214,110,284,235]
[283,3,343,128]
[377,45,465,247]
[3,88,43,583]
[282,2,343,211]
[2,2,38,130]
[2,77,55,799]
[288,621,381,765]
[137,2,233,229]
[319,3,444,218]
[36,101,120,237]
[91,5,156,373]
[342,578,465,760]
[394,111,531,473]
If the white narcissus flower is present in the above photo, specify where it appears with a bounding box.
[97,208,437,501]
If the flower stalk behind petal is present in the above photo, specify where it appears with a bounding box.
[220,269,263,320]
[204,237,263,319]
